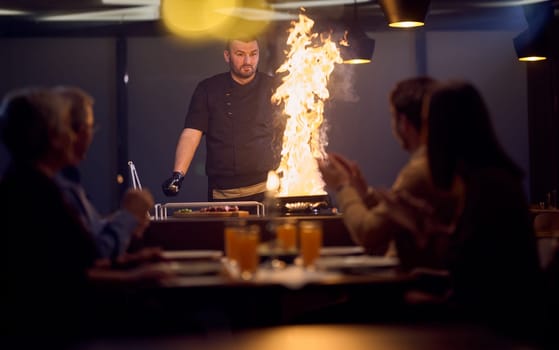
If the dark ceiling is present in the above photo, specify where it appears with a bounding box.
[0,0,558,37]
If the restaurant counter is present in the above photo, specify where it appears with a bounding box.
[134,215,359,252]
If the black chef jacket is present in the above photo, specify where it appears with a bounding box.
[184,71,281,191]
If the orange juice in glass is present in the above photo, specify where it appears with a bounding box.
[299,220,323,269]
[276,219,298,253]
[236,224,260,280]
[224,220,246,265]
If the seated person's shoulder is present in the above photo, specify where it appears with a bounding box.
[393,158,432,192]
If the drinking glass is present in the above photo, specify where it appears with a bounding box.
[236,224,261,280]
[224,219,246,266]
[276,218,298,253]
[298,220,323,270]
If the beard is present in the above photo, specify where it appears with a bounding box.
[232,64,255,80]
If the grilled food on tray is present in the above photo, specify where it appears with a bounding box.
[199,205,239,212]
[173,205,248,217]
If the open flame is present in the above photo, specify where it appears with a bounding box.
[271,12,342,197]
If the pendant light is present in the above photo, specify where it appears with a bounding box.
[339,0,375,64]
[378,0,430,29]
[513,2,553,62]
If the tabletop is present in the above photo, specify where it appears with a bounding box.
[76,323,545,350]
[87,248,418,337]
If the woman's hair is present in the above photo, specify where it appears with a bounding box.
[425,80,523,189]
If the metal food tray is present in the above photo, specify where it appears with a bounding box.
[154,201,265,220]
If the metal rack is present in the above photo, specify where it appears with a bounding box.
[127,161,265,219]
[154,201,265,220]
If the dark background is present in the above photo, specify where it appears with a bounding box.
[0,0,557,215]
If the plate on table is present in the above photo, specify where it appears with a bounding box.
[168,261,223,276]
[320,246,364,256]
[258,244,298,264]
[316,255,399,274]
[130,261,223,278]
[161,250,223,261]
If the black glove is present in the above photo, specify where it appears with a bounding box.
[162,171,184,196]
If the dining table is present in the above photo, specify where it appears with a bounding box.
[86,246,418,338]
[76,322,542,350]
[80,245,551,350]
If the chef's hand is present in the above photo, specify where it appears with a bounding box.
[162,171,184,196]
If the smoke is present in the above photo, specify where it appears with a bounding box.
[328,62,360,103]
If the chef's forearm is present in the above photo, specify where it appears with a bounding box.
[173,128,202,175]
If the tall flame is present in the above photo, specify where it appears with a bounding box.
[272,12,342,197]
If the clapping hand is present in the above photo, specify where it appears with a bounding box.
[328,152,368,198]
[317,152,369,197]
[316,153,351,192]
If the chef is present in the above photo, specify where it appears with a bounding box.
[162,35,282,203]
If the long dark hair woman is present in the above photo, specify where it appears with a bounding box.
[424,80,545,340]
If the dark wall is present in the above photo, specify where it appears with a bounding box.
[0,28,531,214]
[526,22,559,206]
[427,30,531,192]
[126,37,223,204]
[0,37,118,212]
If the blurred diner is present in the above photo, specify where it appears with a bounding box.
[389,79,548,343]
[0,87,98,340]
[0,86,166,342]
[317,77,462,270]
[53,85,155,260]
